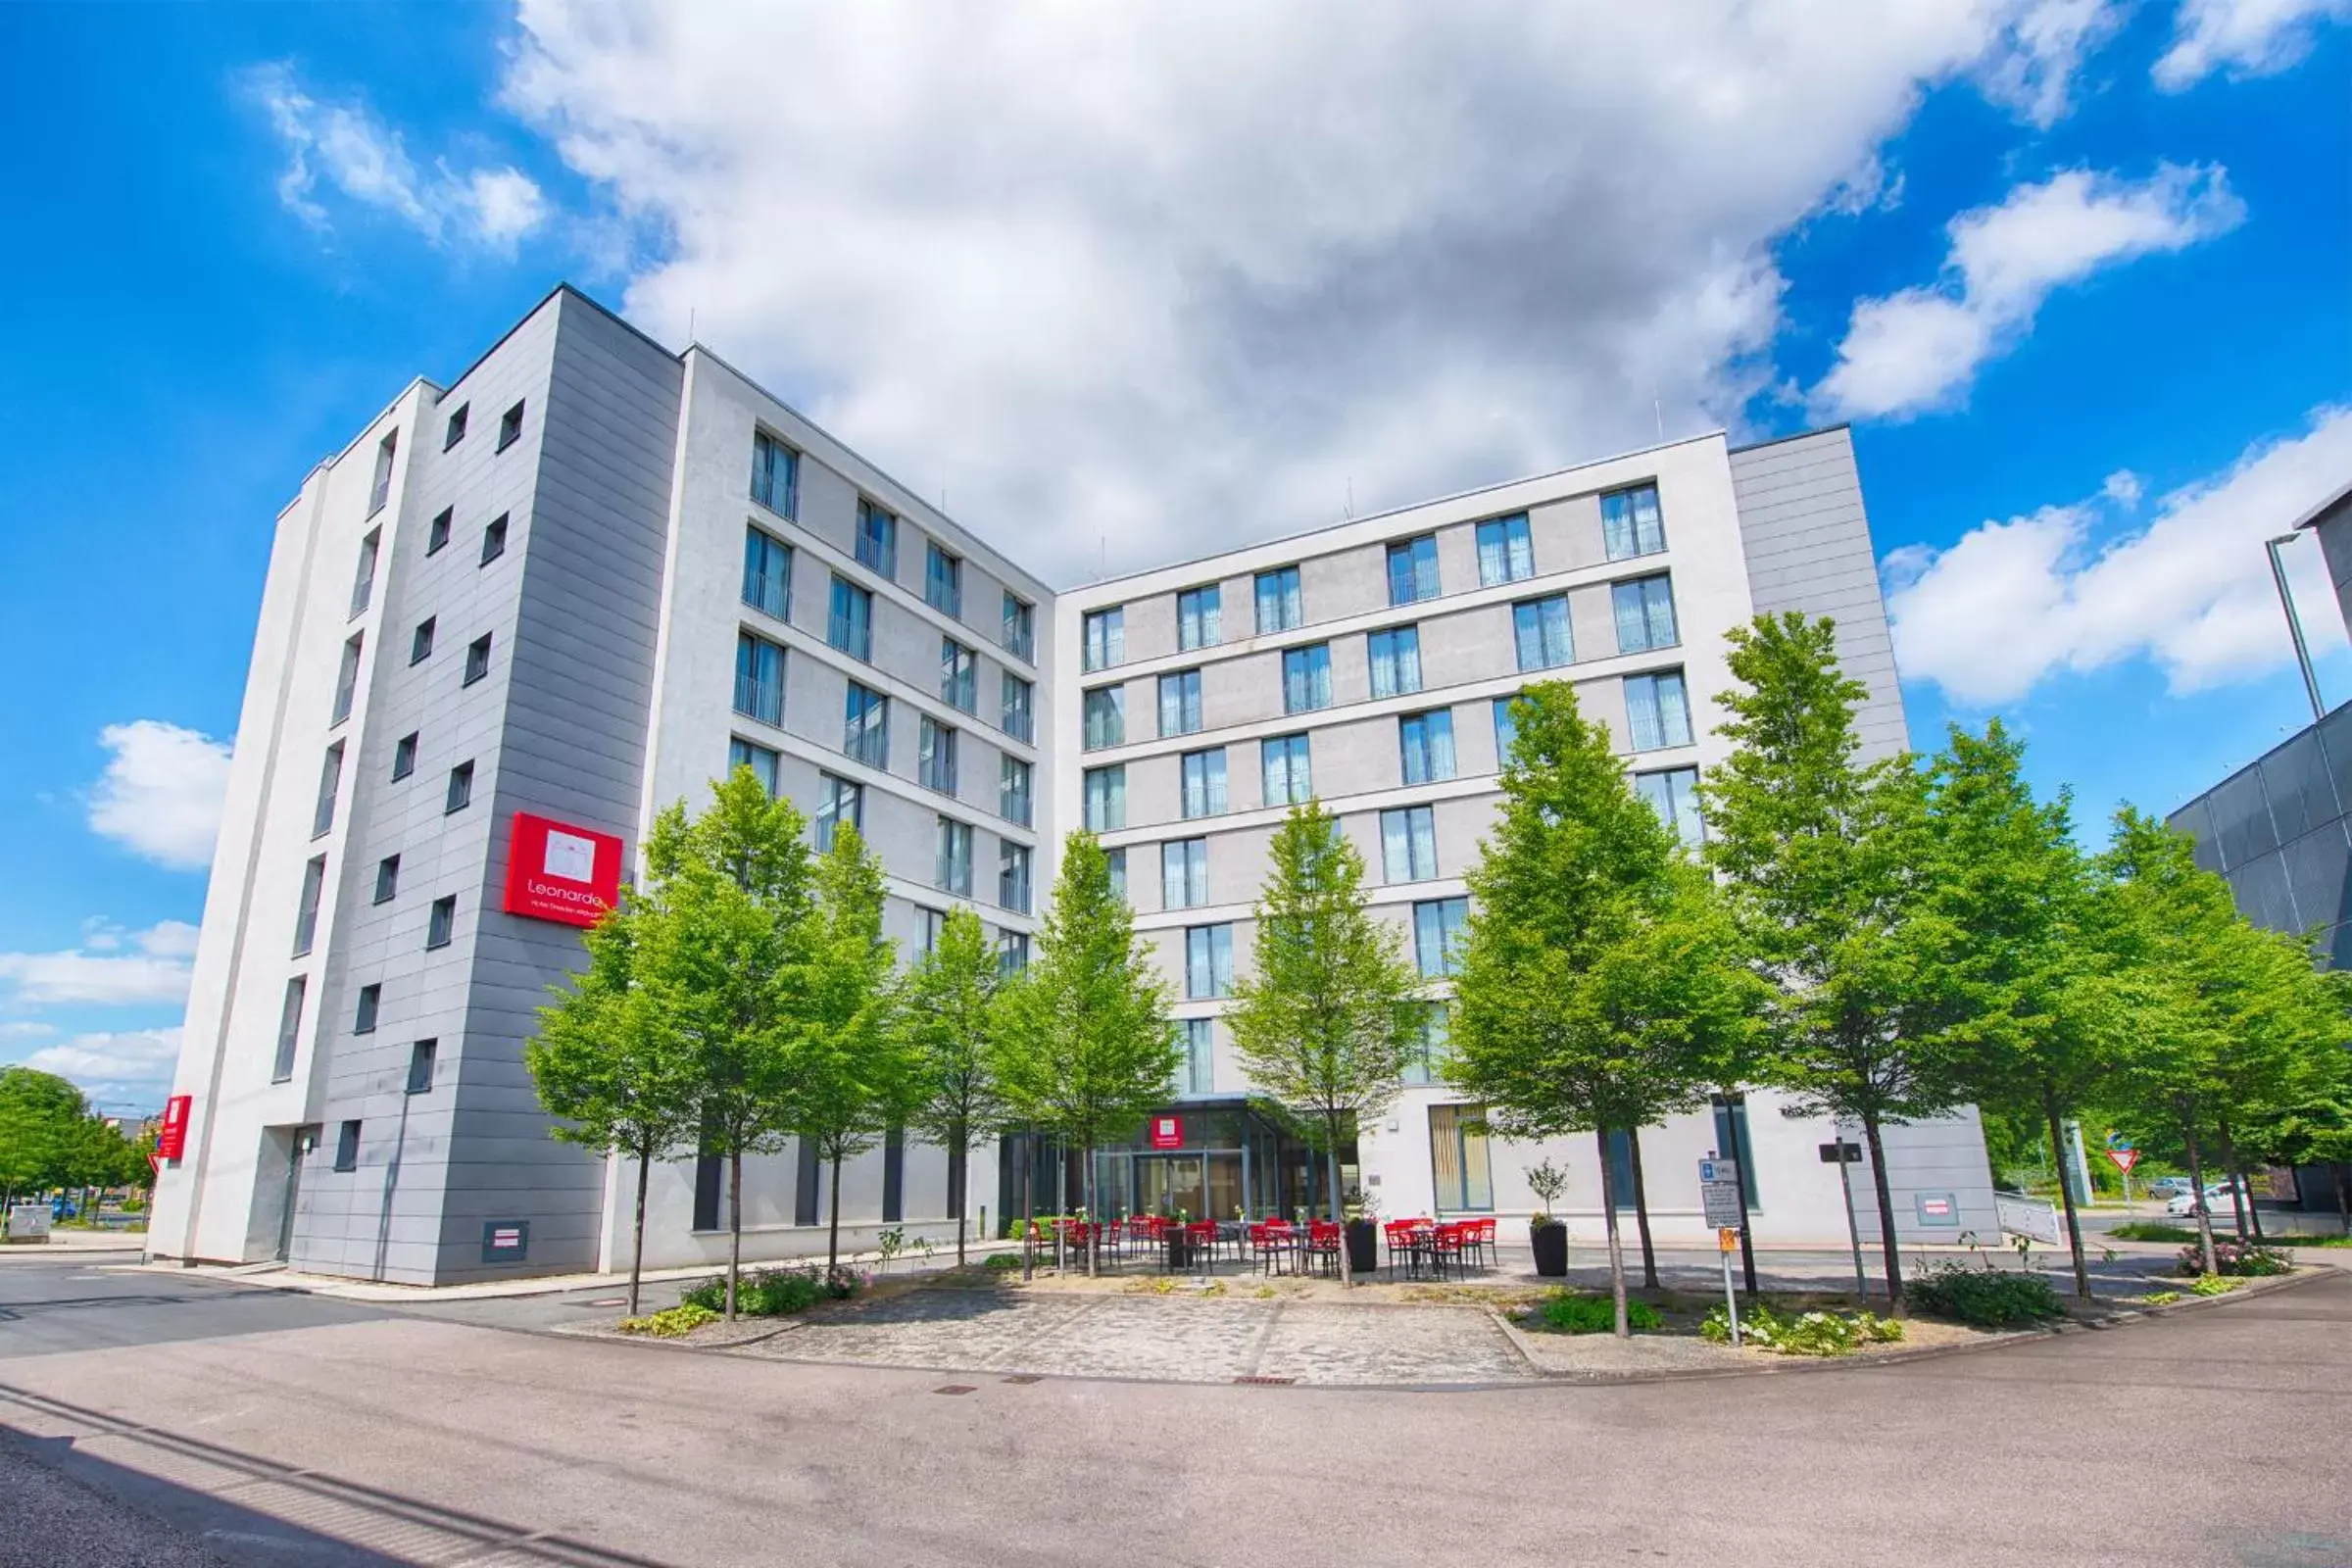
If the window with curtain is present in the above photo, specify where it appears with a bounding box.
[1635,765,1704,847]
[1158,669,1204,736]
[734,633,784,725]
[918,717,957,795]
[1177,585,1222,651]
[1254,566,1302,633]
[1612,573,1679,653]
[1380,806,1438,881]
[999,841,1032,913]
[1475,514,1534,586]
[1261,733,1312,807]
[1413,897,1469,977]
[925,543,962,617]
[1161,838,1209,908]
[844,682,890,767]
[1282,644,1333,713]
[999,931,1031,975]
[1083,608,1125,671]
[1428,1102,1494,1213]
[1601,483,1666,560]
[1368,626,1422,699]
[1180,748,1228,817]
[1398,710,1457,785]
[1625,670,1692,751]
[1084,765,1126,831]
[828,575,873,661]
[1002,672,1034,742]
[1512,595,1573,671]
[1711,1095,1761,1209]
[935,817,973,896]
[741,527,792,619]
[1000,756,1033,826]
[856,500,898,576]
[1176,1018,1212,1095]
[1386,534,1441,606]
[1185,924,1235,999]
[814,774,862,851]
[1083,686,1125,750]
[729,736,780,797]
[1002,593,1034,662]
[940,638,978,712]
[1493,695,1522,770]
[752,431,798,515]
[1402,1002,1449,1085]
[1105,847,1128,902]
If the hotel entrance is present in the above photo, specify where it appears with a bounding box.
[1090,1102,1354,1222]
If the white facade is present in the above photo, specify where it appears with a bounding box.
[150,285,1993,1285]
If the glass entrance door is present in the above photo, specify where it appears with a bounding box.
[1137,1154,1206,1219]
[1429,1102,1494,1213]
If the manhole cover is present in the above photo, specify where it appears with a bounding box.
[1000,1374,1043,1385]
[1232,1375,1296,1386]
[933,1385,978,1396]
[582,1298,628,1307]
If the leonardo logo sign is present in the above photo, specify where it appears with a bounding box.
[501,812,624,928]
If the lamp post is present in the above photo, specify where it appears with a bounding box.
[2266,532,2326,723]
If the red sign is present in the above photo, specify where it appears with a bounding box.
[2106,1148,2140,1173]
[1148,1115,1183,1150]
[157,1094,192,1161]
[501,813,624,928]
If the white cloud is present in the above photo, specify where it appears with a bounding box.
[0,944,195,1008]
[1885,404,2352,706]
[20,1028,183,1100]
[87,720,232,871]
[0,1022,55,1042]
[245,62,550,253]
[2101,468,2144,508]
[499,0,2119,582]
[1813,163,2244,419]
[2155,0,2352,87]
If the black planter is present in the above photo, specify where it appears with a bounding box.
[1345,1218,1379,1275]
[1165,1231,1194,1271]
[1531,1220,1568,1277]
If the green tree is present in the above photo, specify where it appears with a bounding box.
[528,895,703,1315]
[786,824,909,1283]
[1449,683,1761,1337]
[993,832,1180,1276]
[0,1067,87,1200]
[1701,612,1957,1310]
[1225,801,1424,1286]
[904,908,1011,1267]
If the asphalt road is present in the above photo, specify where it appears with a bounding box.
[1,1253,2347,1568]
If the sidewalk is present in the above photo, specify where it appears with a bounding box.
[0,1229,150,1256]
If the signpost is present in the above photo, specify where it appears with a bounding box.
[1820,1137,1869,1298]
[1699,1157,1744,1345]
[1716,1227,1741,1347]
[2105,1144,2140,1205]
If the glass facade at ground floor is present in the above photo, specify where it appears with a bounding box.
[996,1102,1359,1224]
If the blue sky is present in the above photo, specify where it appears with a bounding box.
[2,2,2346,1111]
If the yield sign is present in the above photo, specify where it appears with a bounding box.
[2105,1147,2140,1173]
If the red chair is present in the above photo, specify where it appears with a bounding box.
[1184,1220,1218,1269]
[1429,1222,1467,1279]
[1306,1220,1343,1278]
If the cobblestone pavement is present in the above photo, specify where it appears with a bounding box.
[745,1288,1534,1385]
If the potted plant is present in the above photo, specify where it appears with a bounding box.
[1527,1159,1570,1277]
[1345,1189,1381,1276]
[1166,1206,1193,1270]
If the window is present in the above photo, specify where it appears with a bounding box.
[1180,748,1228,818]
[427,508,452,556]
[940,638,978,712]
[1084,765,1125,832]
[373,854,400,906]
[1414,898,1469,978]
[293,856,326,956]
[815,774,862,851]
[1083,686,1125,751]
[351,529,380,616]
[332,634,364,724]
[1636,765,1705,847]
[856,501,898,577]
[464,632,493,687]
[273,977,307,1082]
[1001,756,1033,826]
[844,682,890,767]
[1158,669,1203,737]
[999,841,1032,913]
[925,543,962,617]
[1399,710,1457,784]
[410,617,436,665]
[334,1119,362,1172]
[1179,1017,1213,1096]
[407,1039,436,1095]
[1082,607,1124,672]
[1625,670,1692,751]
[828,575,873,661]
[1282,644,1332,713]
[1612,573,1678,653]
[751,430,799,515]
[1003,593,1035,662]
[1493,697,1521,769]
[444,404,468,450]
[445,760,474,813]
[1428,1102,1494,1212]
[426,895,457,950]
[355,983,381,1034]
[1368,626,1422,699]
[1711,1095,1761,1209]
[496,400,524,452]
[1161,838,1208,908]
[1104,847,1128,902]
[883,1126,906,1223]
[1254,566,1302,633]
[936,817,973,896]
[998,931,1031,976]
[918,717,958,795]
[1387,534,1441,606]
[480,513,509,565]
[729,736,780,796]
[1601,483,1666,561]
[1605,1129,1640,1210]
[391,732,417,781]
[1002,672,1034,743]
[1178,585,1222,651]
[730,633,783,724]
[314,743,345,837]
[368,430,396,516]
[1380,805,1438,882]
[1476,514,1534,586]
[742,526,792,618]
[1403,1003,1448,1086]
[1508,595,1571,671]
[1261,733,1312,807]
[1185,925,1235,999]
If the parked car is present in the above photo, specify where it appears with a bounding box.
[2146,1176,2197,1200]
[2166,1181,2249,1217]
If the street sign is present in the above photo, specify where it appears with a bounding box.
[1718,1227,1740,1253]
[1698,1158,1744,1229]
[1818,1141,1862,1164]
[2105,1147,2140,1173]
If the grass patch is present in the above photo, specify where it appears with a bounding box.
[1528,1292,1663,1335]
[2186,1274,2240,1297]
[1703,1303,1903,1356]
[2137,1290,2181,1306]
[617,1302,718,1338]
[2108,1222,2200,1243]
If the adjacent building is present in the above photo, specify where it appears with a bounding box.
[148,285,1995,1284]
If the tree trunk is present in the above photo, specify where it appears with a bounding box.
[726,1149,744,1321]
[2335,1161,2350,1236]
[1021,1138,1035,1283]
[1595,1127,1629,1340]
[1627,1126,1659,1291]
[627,1145,652,1318]
[1326,1113,1350,1289]
[827,1149,844,1283]
[2043,1092,2091,1301]
[952,1128,968,1268]
[1083,1140,1099,1278]
[2182,1115,2217,1276]
[1860,1111,1905,1311]
[2215,1120,2250,1244]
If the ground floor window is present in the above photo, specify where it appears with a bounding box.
[1429,1102,1494,1213]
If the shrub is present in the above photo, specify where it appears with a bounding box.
[617,1302,718,1338]
[982,1251,1023,1271]
[1535,1292,1661,1335]
[2180,1241,2290,1278]
[2187,1274,2240,1297]
[2109,1222,2199,1244]
[676,1264,853,1318]
[1699,1303,1902,1355]
[2138,1290,2180,1305]
[1910,1262,2064,1328]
